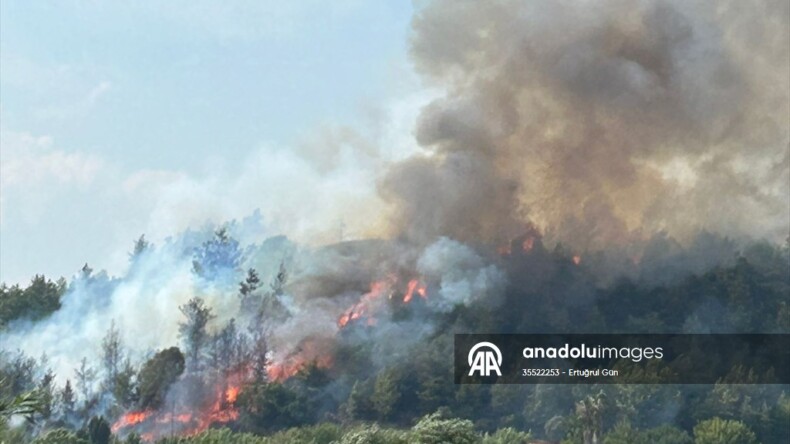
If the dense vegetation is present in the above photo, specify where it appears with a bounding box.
[1,230,788,443]
[0,275,66,329]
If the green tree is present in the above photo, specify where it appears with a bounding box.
[38,369,55,420]
[191,227,242,279]
[74,357,97,410]
[239,268,261,313]
[602,421,639,444]
[642,425,693,444]
[0,275,64,327]
[603,422,691,444]
[124,433,143,444]
[129,234,150,260]
[84,415,111,444]
[0,380,40,424]
[32,428,88,444]
[411,412,478,444]
[61,379,76,418]
[371,370,400,421]
[112,359,137,408]
[137,347,185,410]
[340,424,408,444]
[344,380,374,421]
[101,321,124,396]
[178,298,215,372]
[208,319,237,377]
[236,382,310,434]
[693,417,758,444]
[481,427,532,444]
[576,391,606,444]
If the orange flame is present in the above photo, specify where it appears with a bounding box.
[111,375,243,440]
[267,338,334,381]
[403,279,427,303]
[337,279,391,328]
[337,277,429,327]
[267,361,303,381]
[225,386,239,404]
[111,410,153,433]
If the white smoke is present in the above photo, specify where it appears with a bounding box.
[417,237,505,312]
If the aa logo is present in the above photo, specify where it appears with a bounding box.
[468,342,502,376]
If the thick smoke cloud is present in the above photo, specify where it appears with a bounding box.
[380,0,789,249]
[417,237,505,312]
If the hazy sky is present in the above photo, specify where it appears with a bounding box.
[1,1,420,284]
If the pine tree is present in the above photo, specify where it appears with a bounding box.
[128,234,150,260]
[576,391,606,444]
[344,380,373,421]
[178,297,215,372]
[74,357,96,408]
[239,268,260,298]
[101,321,123,393]
[112,359,137,408]
[61,380,75,418]
[239,269,261,314]
[38,369,55,420]
[191,227,242,279]
[209,319,238,375]
[85,416,111,444]
[372,370,401,421]
[80,263,93,279]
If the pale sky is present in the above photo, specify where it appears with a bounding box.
[1,1,422,284]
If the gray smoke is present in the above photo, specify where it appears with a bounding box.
[380,0,789,249]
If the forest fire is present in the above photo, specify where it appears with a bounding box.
[267,355,333,381]
[267,335,336,382]
[111,410,153,433]
[225,386,239,403]
[112,274,418,441]
[337,277,428,328]
[336,279,391,328]
[111,378,242,440]
[403,279,427,303]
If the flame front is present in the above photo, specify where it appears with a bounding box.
[114,275,427,441]
[225,386,239,404]
[111,410,153,433]
[337,277,428,328]
[403,279,427,303]
[337,279,392,328]
[111,377,241,440]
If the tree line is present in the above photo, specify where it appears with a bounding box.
[1,230,788,443]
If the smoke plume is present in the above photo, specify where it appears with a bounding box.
[380,0,789,248]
